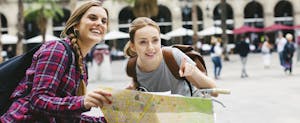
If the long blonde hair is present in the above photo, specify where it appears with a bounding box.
[123,17,160,58]
[60,1,109,96]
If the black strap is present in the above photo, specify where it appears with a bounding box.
[58,40,73,75]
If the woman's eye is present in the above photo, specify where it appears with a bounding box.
[89,16,97,21]
[102,19,107,24]
[139,40,146,44]
[153,39,159,43]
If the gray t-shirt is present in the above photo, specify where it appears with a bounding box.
[136,47,196,96]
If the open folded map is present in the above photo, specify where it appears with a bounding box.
[101,87,214,123]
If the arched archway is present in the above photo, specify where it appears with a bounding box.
[274,1,293,26]
[244,1,264,52]
[152,5,172,46]
[24,17,39,39]
[213,2,234,44]
[197,6,203,30]
[151,5,172,34]
[244,1,264,28]
[274,1,294,46]
[53,8,71,37]
[1,13,8,34]
[1,13,14,57]
[115,6,135,51]
[181,5,203,30]
[181,5,203,45]
[213,2,234,29]
[118,6,134,33]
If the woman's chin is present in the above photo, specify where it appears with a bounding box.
[90,37,103,43]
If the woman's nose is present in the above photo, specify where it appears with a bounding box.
[147,42,155,50]
[96,20,103,26]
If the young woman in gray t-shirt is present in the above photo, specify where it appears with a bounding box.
[124,17,217,97]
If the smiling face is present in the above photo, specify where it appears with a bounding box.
[75,6,108,46]
[131,25,162,63]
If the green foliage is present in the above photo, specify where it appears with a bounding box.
[112,0,136,5]
[24,0,63,22]
[23,0,64,42]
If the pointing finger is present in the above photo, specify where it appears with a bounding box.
[179,57,187,77]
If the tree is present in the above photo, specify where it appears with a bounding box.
[113,0,158,17]
[191,0,198,51]
[132,0,158,17]
[221,0,229,61]
[16,0,24,55]
[24,0,63,43]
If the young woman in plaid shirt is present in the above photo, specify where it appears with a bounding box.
[1,1,112,122]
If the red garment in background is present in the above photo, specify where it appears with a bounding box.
[93,49,109,65]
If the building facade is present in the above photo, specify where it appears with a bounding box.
[1,0,299,50]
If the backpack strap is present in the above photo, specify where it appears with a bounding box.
[58,40,73,75]
[162,47,181,79]
[126,56,139,88]
[162,47,193,96]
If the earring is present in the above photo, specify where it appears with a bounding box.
[74,29,79,38]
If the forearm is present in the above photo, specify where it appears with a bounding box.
[30,94,88,116]
[186,67,216,89]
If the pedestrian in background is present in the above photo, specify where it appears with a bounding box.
[261,36,273,68]
[275,31,287,68]
[282,33,296,74]
[210,37,223,80]
[235,35,250,78]
[296,35,300,63]
[124,17,217,97]
[1,1,112,122]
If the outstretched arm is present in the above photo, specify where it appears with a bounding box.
[179,58,218,97]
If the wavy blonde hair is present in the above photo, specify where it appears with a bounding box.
[60,1,109,96]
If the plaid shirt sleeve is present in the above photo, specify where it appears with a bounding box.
[29,41,104,122]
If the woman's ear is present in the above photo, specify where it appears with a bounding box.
[130,42,136,52]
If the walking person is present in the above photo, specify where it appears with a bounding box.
[261,36,273,68]
[1,1,112,122]
[124,17,217,97]
[275,31,287,68]
[210,37,223,79]
[236,36,250,78]
[282,33,296,74]
[296,35,300,63]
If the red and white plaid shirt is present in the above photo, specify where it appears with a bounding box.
[0,39,105,123]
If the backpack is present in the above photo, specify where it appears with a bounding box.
[0,40,73,115]
[126,44,208,96]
